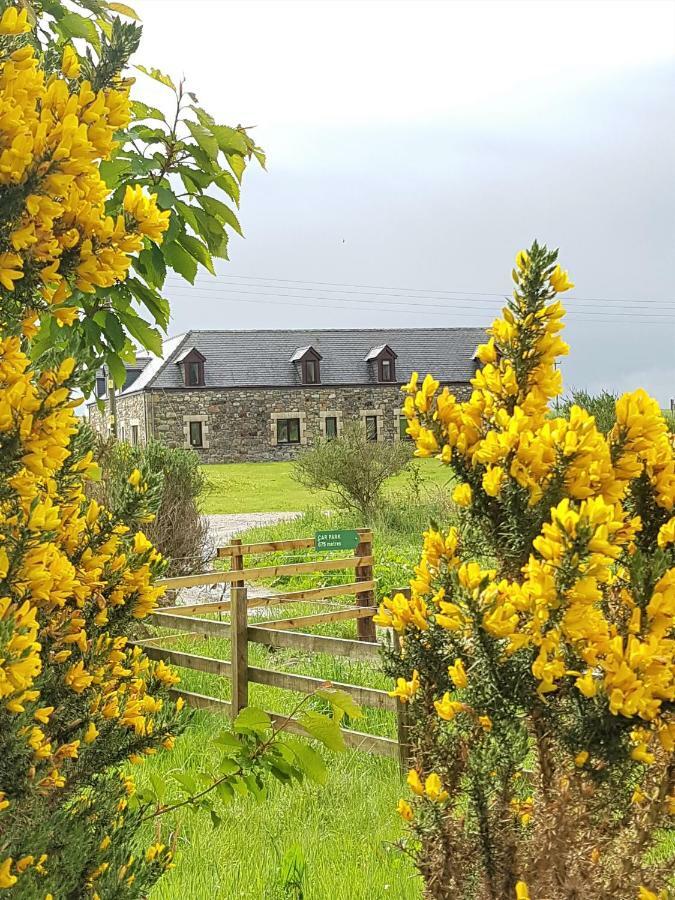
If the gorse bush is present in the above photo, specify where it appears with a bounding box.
[3,1,264,391]
[560,389,675,438]
[293,421,412,521]
[377,242,674,899]
[0,6,188,894]
[0,339,186,897]
[89,434,209,577]
[0,1,267,895]
[0,5,356,897]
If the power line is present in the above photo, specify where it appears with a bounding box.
[165,271,675,309]
[160,287,675,327]
[161,282,675,323]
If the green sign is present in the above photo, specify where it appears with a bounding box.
[315,529,360,551]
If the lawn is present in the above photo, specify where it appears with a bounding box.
[200,457,454,514]
[144,718,418,899]
[143,626,420,899]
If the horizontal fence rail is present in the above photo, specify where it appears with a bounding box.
[158,556,373,591]
[168,689,398,759]
[217,537,317,557]
[257,606,377,631]
[159,580,377,617]
[137,643,396,712]
[247,625,382,662]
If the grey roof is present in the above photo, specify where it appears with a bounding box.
[175,345,201,363]
[364,343,396,361]
[290,345,318,362]
[120,333,186,395]
[120,327,486,394]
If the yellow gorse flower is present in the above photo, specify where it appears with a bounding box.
[0,6,30,35]
[424,772,448,803]
[397,798,414,821]
[549,264,575,293]
[389,669,420,702]
[0,27,169,336]
[452,483,472,508]
[60,45,80,79]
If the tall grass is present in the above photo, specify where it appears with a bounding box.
[139,633,420,898]
[143,716,420,899]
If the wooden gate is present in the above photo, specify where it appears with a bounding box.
[138,529,409,764]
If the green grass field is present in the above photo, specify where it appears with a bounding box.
[145,722,418,899]
[143,626,420,899]
[200,458,454,514]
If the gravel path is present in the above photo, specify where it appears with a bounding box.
[174,511,302,607]
[205,511,302,554]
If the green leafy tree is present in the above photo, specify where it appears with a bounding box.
[23,0,265,391]
[293,422,413,521]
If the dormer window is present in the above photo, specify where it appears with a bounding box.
[380,358,394,382]
[187,361,202,386]
[365,344,398,383]
[175,347,206,387]
[305,358,319,384]
[290,346,322,385]
[95,374,107,398]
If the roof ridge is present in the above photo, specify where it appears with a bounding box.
[170,326,485,337]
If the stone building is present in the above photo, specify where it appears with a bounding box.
[87,327,485,462]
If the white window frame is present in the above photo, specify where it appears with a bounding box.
[183,414,210,450]
[270,411,307,446]
[320,409,343,440]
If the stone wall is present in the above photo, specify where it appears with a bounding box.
[142,382,471,463]
[87,392,148,445]
[87,401,106,436]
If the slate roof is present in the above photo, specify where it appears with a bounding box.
[119,327,486,395]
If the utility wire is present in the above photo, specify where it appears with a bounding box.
[161,282,675,323]
[165,271,675,309]
[160,287,675,327]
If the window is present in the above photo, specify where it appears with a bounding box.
[124,368,142,390]
[187,360,203,386]
[131,424,139,446]
[365,415,378,442]
[95,376,107,398]
[277,417,301,444]
[304,358,319,384]
[325,416,338,440]
[189,420,203,448]
[292,346,322,383]
[380,358,395,382]
[178,348,206,386]
[399,416,411,441]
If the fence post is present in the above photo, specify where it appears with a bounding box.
[229,539,248,718]
[354,528,376,643]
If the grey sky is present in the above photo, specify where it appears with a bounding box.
[134,0,675,403]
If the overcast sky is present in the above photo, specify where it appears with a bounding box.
[133,0,675,404]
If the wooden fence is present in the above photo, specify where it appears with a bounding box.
[139,530,409,765]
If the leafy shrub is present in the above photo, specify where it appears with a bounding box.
[378,242,675,899]
[293,422,412,521]
[89,433,210,577]
[561,389,675,437]
[558,389,619,434]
